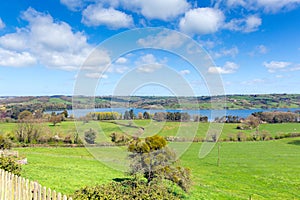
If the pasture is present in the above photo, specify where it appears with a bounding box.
[15,137,300,199]
[1,121,300,199]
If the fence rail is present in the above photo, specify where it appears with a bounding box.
[0,169,72,200]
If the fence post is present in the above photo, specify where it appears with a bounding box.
[47,188,51,200]
[0,169,71,200]
[52,190,57,200]
[57,192,62,200]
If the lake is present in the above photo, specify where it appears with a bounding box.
[48,107,300,121]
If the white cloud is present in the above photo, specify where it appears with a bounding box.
[0,18,5,29]
[225,0,300,13]
[224,15,262,33]
[208,61,239,74]
[122,0,189,20]
[242,78,265,85]
[85,72,108,79]
[179,8,225,35]
[256,0,300,13]
[263,61,291,73]
[212,46,239,58]
[290,65,300,71]
[249,44,268,56]
[0,48,36,67]
[60,0,84,11]
[0,8,111,70]
[180,69,190,75]
[135,54,165,73]
[115,57,127,64]
[82,4,133,29]
[137,30,186,49]
[256,45,267,54]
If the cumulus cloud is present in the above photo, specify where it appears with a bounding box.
[179,8,225,35]
[82,4,133,29]
[85,72,108,79]
[263,61,291,73]
[180,69,190,75]
[208,61,239,74]
[249,44,268,56]
[122,0,189,20]
[60,0,84,11]
[0,48,36,67]
[137,30,187,49]
[0,18,5,29]
[212,46,239,58]
[115,57,127,64]
[224,15,262,33]
[0,8,111,70]
[135,54,166,73]
[225,0,300,13]
[256,45,267,54]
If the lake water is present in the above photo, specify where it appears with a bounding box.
[49,107,300,121]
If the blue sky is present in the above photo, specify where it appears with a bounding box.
[0,0,300,96]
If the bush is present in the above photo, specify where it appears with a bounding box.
[237,132,247,142]
[72,179,184,200]
[84,128,96,144]
[0,156,22,176]
[110,132,131,144]
[0,135,12,149]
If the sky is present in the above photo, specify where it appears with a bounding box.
[0,0,300,96]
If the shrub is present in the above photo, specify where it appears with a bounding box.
[72,179,184,200]
[0,156,22,176]
[84,128,96,144]
[63,135,72,144]
[259,130,271,141]
[237,132,247,142]
[110,132,131,144]
[0,135,12,149]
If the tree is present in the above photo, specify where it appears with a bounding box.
[18,110,33,121]
[124,110,130,120]
[128,135,191,192]
[137,112,143,119]
[49,115,62,126]
[143,111,150,119]
[237,115,260,130]
[61,109,68,118]
[129,109,135,120]
[84,128,96,144]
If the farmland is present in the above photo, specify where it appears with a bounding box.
[1,120,300,199]
[15,137,300,199]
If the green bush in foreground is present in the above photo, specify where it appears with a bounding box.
[72,178,185,200]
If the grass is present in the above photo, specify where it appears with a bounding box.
[16,137,300,199]
[2,121,300,198]
[1,120,300,142]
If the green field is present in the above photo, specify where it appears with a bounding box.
[1,121,300,199]
[16,137,300,199]
[1,120,299,142]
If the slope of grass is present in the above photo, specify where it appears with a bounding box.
[16,137,300,199]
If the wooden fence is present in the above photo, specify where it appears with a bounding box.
[0,169,72,200]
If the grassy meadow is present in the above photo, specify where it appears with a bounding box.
[1,120,300,142]
[15,137,300,199]
[1,120,300,199]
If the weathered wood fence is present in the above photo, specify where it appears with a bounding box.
[0,169,72,200]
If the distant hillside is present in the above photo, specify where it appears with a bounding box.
[0,94,299,111]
